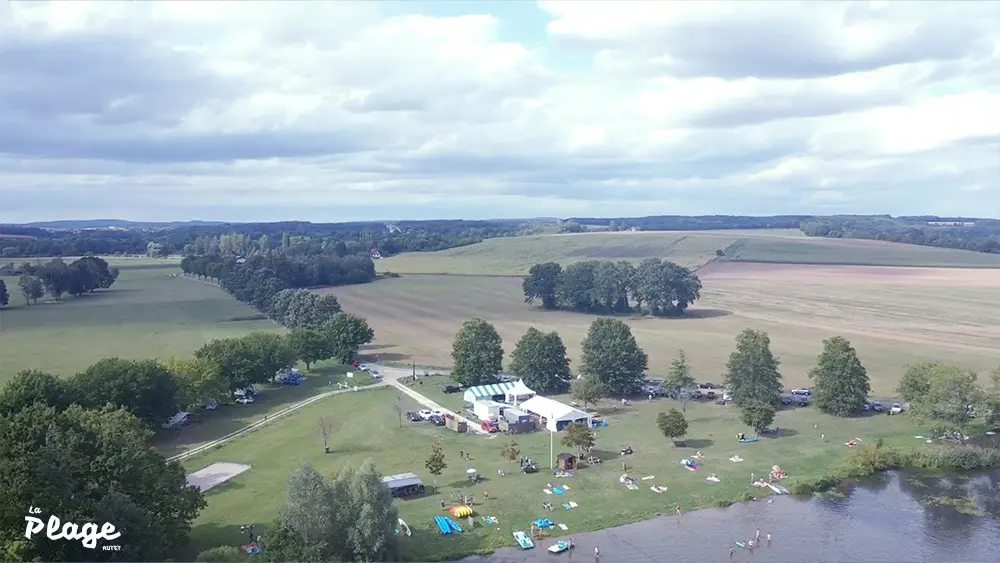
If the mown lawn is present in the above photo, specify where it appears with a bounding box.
[0,266,280,384]
[183,387,927,561]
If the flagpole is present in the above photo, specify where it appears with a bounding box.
[550,428,554,469]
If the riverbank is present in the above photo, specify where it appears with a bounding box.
[457,469,1000,563]
[182,385,1000,561]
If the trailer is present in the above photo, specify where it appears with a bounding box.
[381,473,426,498]
[444,414,468,433]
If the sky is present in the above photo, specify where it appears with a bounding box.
[1,0,998,223]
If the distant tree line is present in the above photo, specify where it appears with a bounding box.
[800,216,1000,254]
[522,259,702,315]
[0,256,119,306]
[562,215,807,232]
[0,219,530,258]
[181,251,376,315]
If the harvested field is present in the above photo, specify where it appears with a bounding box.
[323,265,1000,395]
[0,266,280,384]
[377,231,1000,276]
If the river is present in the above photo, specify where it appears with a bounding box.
[463,470,1000,563]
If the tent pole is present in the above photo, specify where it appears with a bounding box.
[550,429,554,469]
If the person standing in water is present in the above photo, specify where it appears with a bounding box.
[729,546,734,557]
[594,546,600,562]
[755,528,760,542]
[767,532,772,545]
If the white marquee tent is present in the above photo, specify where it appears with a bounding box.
[504,380,536,405]
[519,396,591,432]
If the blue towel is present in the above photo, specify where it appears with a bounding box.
[553,488,565,495]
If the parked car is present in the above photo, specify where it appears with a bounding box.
[870,401,885,412]
[442,385,461,394]
[481,420,499,433]
[780,395,793,405]
[890,403,904,415]
[369,370,382,379]
[236,396,254,405]
[428,415,446,426]
[722,391,733,402]
[643,379,666,395]
[406,411,423,422]
[359,364,371,372]
[698,383,717,390]
[704,390,717,400]
[498,374,517,383]
[791,388,812,396]
[418,409,433,419]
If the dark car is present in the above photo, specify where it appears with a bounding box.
[428,415,446,426]
[442,385,460,394]
[698,383,717,390]
[406,412,423,422]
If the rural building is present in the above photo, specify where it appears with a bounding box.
[519,396,591,432]
[463,381,524,403]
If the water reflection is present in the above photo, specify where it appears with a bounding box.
[462,470,1000,563]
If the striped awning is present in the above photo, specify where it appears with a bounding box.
[465,381,518,399]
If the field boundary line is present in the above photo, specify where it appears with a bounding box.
[169,382,386,463]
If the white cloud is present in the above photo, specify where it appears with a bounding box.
[0,0,998,222]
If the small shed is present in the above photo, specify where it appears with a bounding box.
[556,453,578,471]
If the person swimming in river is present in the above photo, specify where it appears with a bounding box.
[738,432,746,441]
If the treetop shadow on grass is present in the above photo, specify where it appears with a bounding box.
[202,479,246,497]
[679,439,715,449]
[760,428,799,439]
[186,522,264,560]
[362,352,411,363]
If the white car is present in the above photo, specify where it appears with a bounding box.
[791,388,812,396]
[359,364,371,372]
[418,409,442,420]
[236,396,254,405]
[890,403,904,414]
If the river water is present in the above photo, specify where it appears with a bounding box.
[464,470,1000,563]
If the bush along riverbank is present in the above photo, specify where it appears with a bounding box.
[787,440,1000,495]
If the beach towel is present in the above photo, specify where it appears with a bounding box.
[706,476,720,483]
[685,465,697,471]
[569,501,578,508]
[626,483,639,490]
[561,484,570,490]
[563,503,572,510]
[641,475,655,480]
[729,456,743,463]
[553,488,565,495]
[558,523,568,531]
[543,489,553,495]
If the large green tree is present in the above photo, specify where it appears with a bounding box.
[897,362,937,403]
[663,349,696,411]
[509,327,571,393]
[723,329,782,408]
[0,369,77,417]
[287,328,334,370]
[561,422,596,455]
[323,313,375,364]
[269,289,343,330]
[451,317,504,387]
[0,405,205,561]
[195,332,296,390]
[265,461,400,562]
[18,275,45,305]
[72,358,181,426]
[570,375,604,411]
[808,336,870,416]
[522,262,562,309]
[163,357,229,409]
[741,402,776,435]
[656,408,688,444]
[580,317,648,396]
[906,364,982,435]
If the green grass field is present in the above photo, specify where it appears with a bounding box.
[321,266,1000,397]
[183,387,926,561]
[0,265,280,384]
[376,231,1000,276]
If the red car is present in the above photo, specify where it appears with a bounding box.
[352,360,360,368]
[481,420,499,433]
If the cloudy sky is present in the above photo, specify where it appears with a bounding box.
[1,1,998,223]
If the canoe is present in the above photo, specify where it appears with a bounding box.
[738,438,759,443]
[735,542,745,548]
